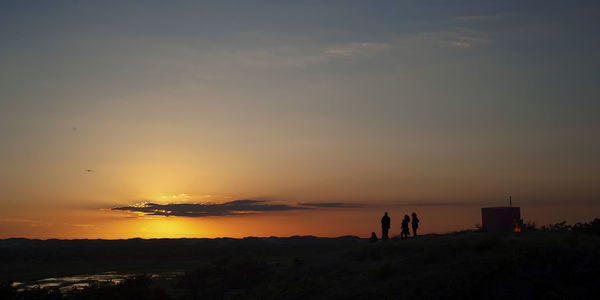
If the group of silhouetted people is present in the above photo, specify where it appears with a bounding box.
[371,212,419,241]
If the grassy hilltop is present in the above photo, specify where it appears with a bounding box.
[1,231,600,299]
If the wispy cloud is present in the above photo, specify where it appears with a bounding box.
[0,218,53,227]
[324,42,390,58]
[227,48,326,68]
[454,15,498,22]
[392,201,476,207]
[399,27,489,49]
[221,41,390,69]
[298,202,361,208]
[63,223,96,228]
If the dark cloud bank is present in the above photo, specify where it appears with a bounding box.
[112,200,357,217]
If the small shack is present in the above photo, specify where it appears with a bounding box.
[481,207,522,232]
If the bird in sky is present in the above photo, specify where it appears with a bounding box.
[84,169,94,173]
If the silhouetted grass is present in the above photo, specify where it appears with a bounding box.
[2,230,600,299]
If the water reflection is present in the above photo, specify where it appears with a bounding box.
[13,271,183,292]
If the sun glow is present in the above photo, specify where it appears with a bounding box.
[133,218,206,238]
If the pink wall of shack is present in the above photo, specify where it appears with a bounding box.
[481,207,521,232]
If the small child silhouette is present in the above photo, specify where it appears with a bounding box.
[370,232,378,242]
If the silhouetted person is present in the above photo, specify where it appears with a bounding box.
[401,215,410,239]
[411,212,419,237]
[381,212,391,240]
[370,232,378,242]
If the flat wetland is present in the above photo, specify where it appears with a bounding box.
[1,232,599,299]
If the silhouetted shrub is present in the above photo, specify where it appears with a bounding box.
[18,287,63,300]
[67,275,169,300]
[572,218,600,235]
[177,257,269,299]
[542,220,572,232]
[476,236,500,250]
[542,218,600,235]
[474,223,484,232]
[523,221,537,232]
[0,281,16,299]
[373,262,395,280]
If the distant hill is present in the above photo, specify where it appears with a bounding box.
[1,232,599,299]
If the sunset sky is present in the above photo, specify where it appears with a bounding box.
[1,1,599,239]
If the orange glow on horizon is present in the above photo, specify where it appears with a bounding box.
[2,199,600,239]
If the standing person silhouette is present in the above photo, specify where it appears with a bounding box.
[381,212,391,240]
[401,215,410,239]
[411,212,420,237]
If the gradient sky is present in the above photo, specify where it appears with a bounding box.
[1,1,599,239]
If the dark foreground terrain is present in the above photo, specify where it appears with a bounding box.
[1,232,599,299]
